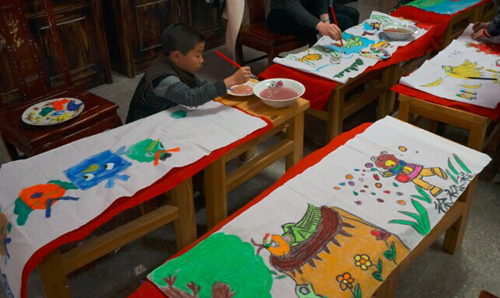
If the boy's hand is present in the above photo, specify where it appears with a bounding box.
[472,28,487,40]
[225,66,251,88]
[316,22,342,40]
[472,22,489,32]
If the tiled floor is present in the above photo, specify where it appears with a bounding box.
[1,0,500,297]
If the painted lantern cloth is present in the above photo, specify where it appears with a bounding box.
[273,12,429,83]
[149,116,491,298]
[0,101,268,298]
[406,0,482,15]
[400,25,500,109]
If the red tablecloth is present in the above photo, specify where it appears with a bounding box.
[19,107,273,298]
[392,83,500,121]
[391,0,491,51]
[128,123,372,298]
[260,22,436,110]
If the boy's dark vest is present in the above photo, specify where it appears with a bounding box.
[125,56,196,123]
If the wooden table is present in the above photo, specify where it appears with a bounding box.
[398,94,499,152]
[205,94,309,228]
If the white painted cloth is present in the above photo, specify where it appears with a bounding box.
[274,12,429,83]
[149,116,490,298]
[401,25,500,109]
[0,101,267,298]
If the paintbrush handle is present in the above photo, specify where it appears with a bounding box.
[467,77,497,81]
[215,50,242,69]
[330,5,345,52]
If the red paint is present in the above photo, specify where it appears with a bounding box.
[384,190,391,194]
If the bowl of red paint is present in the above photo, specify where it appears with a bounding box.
[253,79,305,108]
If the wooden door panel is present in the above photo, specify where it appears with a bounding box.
[133,0,172,56]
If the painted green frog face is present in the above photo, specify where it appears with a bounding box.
[127,139,171,163]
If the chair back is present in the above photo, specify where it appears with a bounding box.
[248,0,266,24]
[0,0,73,108]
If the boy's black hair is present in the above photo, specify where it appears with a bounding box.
[162,23,206,55]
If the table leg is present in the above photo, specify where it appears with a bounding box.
[397,99,411,123]
[285,112,304,171]
[378,66,395,118]
[1,135,21,161]
[204,157,227,230]
[240,147,257,161]
[467,122,488,151]
[171,177,197,251]
[443,178,477,254]
[374,270,400,298]
[39,249,71,298]
[327,88,345,141]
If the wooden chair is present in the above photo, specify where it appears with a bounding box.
[235,0,317,66]
[0,0,122,160]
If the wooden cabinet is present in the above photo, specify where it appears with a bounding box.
[0,0,112,104]
[103,0,225,78]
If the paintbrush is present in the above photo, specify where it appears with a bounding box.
[215,50,260,80]
[330,5,345,54]
[467,77,498,81]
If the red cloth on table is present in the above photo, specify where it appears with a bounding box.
[128,123,372,298]
[391,0,491,51]
[19,107,273,298]
[259,22,436,111]
[392,83,500,121]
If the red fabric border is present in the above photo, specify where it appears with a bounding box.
[19,107,274,298]
[392,83,500,121]
[260,21,436,111]
[128,123,372,298]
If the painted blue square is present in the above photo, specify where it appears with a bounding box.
[64,148,132,190]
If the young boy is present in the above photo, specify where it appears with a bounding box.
[126,23,251,123]
[472,0,500,41]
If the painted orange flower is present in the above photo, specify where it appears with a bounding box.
[354,254,373,270]
[336,272,355,291]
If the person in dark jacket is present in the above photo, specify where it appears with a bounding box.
[472,0,500,41]
[126,23,250,123]
[266,0,360,40]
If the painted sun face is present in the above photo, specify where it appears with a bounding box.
[127,139,168,163]
[65,149,131,190]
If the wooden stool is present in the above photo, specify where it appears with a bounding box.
[441,5,482,49]
[398,94,499,151]
[0,0,121,160]
[235,0,317,66]
[307,68,390,141]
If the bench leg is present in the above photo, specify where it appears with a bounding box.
[39,249,71,298]
[239,147,257,161]
[374,271,400,298]
[204,157,227,229]
[171,177,197,250]
[443,178,477,254]
[285,112,304,171]
[327,88,345,141]
[397,100,411,123]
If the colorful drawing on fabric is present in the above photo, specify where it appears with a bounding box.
[326,33,375,55]
[170,110,187,119]
[421,60,500,88]
[13,180,79,226]
[64,146,132,190]
[149,233,273,298]
[0,211,12,260]
[466,41,500,56]
[311,45,343,64]
[360,41,393,60]
[333,58,365,79]
[1,273,13,298]
[406,0,482,14]
[251,204,409,297]
[127,139,180,166]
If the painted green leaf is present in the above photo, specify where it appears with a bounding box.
[389,219,425,235]
[410,195,428,202]
[354,284,362,298]
[270,270,278,275]
[415,186,432,203]
[412,199,430,233]
[372,271,383,281]
[446,169,458,184]
[399,211,425,228]
[276,275,287,279]
[377,259,383,272]
[390,242,397,261]
[448,158,459,175]
[454,154,471,174]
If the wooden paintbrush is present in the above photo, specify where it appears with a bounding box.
[215,50,260,80]
[330,5,346,54]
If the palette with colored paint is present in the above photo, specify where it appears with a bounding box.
[227,81,255,97]
[22,98,84,126]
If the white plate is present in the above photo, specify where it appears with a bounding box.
[22,98,85,126]
[227,81,255,97]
